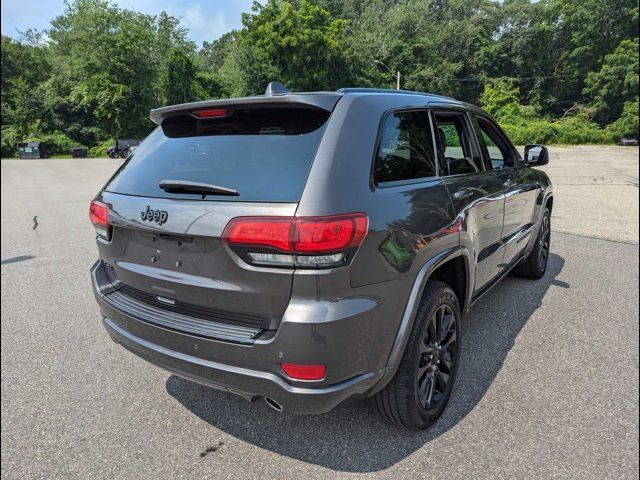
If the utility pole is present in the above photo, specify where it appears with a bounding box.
[374,60,401,90]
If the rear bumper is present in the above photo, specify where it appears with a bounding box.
[102,315,386,413]
[92,261,402,414]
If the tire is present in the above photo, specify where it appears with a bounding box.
[373,280,461,429]
[512,207,551,279]
[119,148,130,159]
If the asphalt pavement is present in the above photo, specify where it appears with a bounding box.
[1,147,638,479]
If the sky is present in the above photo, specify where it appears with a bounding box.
[1,0,257,46]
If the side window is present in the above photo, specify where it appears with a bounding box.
[475,116,517,170]
[432,112,483,176]
[374,110,437,184]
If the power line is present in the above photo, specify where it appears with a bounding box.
[422,72,592,82]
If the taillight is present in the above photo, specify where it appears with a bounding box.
[222,213,368,268]
[89,200,110,239]
[280,363,326,381]
[223,217,291,252]
[293,214,368,253]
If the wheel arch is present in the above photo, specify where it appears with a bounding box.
[429,255,469,314]
[370,247,471,397]
[382,247,471,367]
[545,195,554,213]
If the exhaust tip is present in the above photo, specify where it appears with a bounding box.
[264,397,283,412]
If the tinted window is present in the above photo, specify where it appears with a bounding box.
[105,107,329,202]
[475,116,516,170]
[433,112,483,176]
[479,129,505,168]
[374,110,437,184]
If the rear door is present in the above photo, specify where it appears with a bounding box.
[95,104,333,331]
[473,115,540,268]
[431,109,506,293]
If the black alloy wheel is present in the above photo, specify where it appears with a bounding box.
[537,213,550,273]
[373,281,461,429]
[417,304,457,410]
[513,207,552,279]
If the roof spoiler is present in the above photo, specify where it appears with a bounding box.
[149,87,342,124]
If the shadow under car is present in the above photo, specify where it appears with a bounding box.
[166,253,566,473]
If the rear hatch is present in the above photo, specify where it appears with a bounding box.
[93,97,339,335]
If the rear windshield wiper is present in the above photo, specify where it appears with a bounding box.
[159,179,239,196]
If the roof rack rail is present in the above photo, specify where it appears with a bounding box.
[265,82,291,96]
[335,87,455,101]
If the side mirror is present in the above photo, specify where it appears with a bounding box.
[524,144,549,166]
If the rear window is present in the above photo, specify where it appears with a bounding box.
[105,107,330,202]
[374,110,437,185]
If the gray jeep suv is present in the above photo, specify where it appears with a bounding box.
[90,83,553,429]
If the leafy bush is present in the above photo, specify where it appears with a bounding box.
[553,116,615,144]
[606,99,640,141]
[480,79,530,122]
[25,131,80,156]
[502,120,558,145]
[1,125,20,157]
[481,79,617,145]
[1,124,81,157]
[88,139,114,157]
[502,116,614,145]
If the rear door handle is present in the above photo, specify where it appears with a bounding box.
[453,189,474,200]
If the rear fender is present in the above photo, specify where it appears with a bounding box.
[369,246,471,395]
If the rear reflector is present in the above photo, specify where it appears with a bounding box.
[192,108,228,118]
[223,213,368,254]
[89,200,110,239]
[280,363,326,381]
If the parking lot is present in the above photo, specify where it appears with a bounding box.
[1,146,638,479]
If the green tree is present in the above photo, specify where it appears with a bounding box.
[545,0,639,115]
[45,0,157,140]
[153,11,197,103]
[480,79,527,121]
[1,33,51,154]
[584,38,639,125]
[162,49,198,105]
[43,0,193,143]
[607,98,640,139]
[197,31,236,99]
[230,0,350,94]
[1,34,50,126]
[344,0,497,101]
[476,0,557,109]
[200,31,237,71]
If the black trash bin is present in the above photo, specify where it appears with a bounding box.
[18,142,43,159]
[71,147,88,158]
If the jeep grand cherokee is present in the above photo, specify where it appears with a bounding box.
[90,83,553,429]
